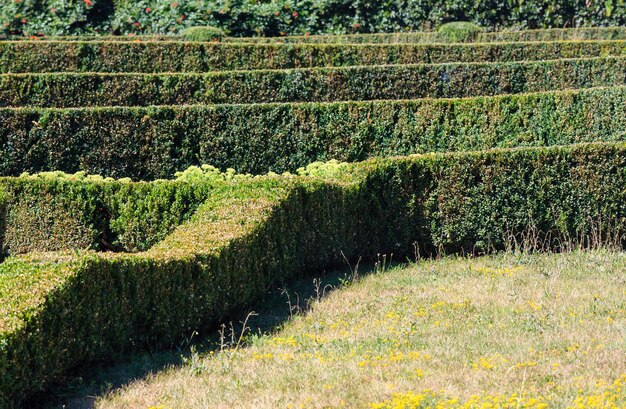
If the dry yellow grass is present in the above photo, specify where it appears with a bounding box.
[97,250,626,408]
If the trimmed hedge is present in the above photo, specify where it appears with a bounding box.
[3,142,626,405]
[0,174,228,255]
[0,40,624,73]
[0,57,624,107]
[12,27,626,43]
[0,86,623,178]
[225,27,626,44]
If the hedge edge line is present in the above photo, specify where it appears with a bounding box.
[0,40,624,73]
[5,27,626,43]
[0,56,624,108]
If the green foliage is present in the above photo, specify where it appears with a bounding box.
[0,0,624,37]
[0,0,114,37]
[181,26,225,41]
[296,160,351,180]
[0,167,249,255]
[0,40,624,73]
[223,27,626,44]
[0,86,622,179]
[3,143,626,405]
[437,22,482,42]
[0,56,624,107]
[9,27,625,43]
[174,165,252,183]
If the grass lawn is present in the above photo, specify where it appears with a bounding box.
[66,250,626,408]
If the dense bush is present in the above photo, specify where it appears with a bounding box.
[3,142,626,405]
[0,0,624,37]
[0,171,239,255]
[0,40,623,73]
[0,86,622,178]
[11,27,625,43]
[0,57,623,107]
[181,26,225,41]
[437,22,482,42]
[227,27,626,44]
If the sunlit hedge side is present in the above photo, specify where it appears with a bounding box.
[0,57,623,107]
[0,40,623,73]
[0,87,622,178]
[2,142,626,406]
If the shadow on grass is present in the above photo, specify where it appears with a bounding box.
[32,258,388,409]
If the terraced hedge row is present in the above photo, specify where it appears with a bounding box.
[14,27,626,44]
[225,27,626,44]
[3,142,626,406]
[0,86,623,179]
[0,175,221,255]
[1,57,624,108]
[0,40,623,73]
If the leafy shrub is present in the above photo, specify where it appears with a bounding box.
[0,0,624,37]
[0,86,622,179]
[437,22,482,42]
[181,26,225,41]
[0,40,624,73]
[223,27,626,44]
[4,142,626,405]
[0,166,254,255]
[0,57,624,107]
[7,27,625,43]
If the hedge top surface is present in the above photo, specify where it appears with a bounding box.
[0,54,621,77]
[0,176,297,336]
[4,27,625,44]
[0,254,81,334]
[2,38,625,46]
[0,39,623,74]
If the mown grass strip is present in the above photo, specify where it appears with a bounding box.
[0,40,623,73]
[0,57,623,107]
[97,251,626,408]
[3,141,626,406]
[0,86,623,179]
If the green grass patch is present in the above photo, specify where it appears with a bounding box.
[94,250,626,408]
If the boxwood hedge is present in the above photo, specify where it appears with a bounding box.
[0,170,241,255]
[0,40,623,73]
[11,27,626,44]
[225,27,626,44]
[0,57,623,107]
[3,142,626,406]
[0,86,623,178]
